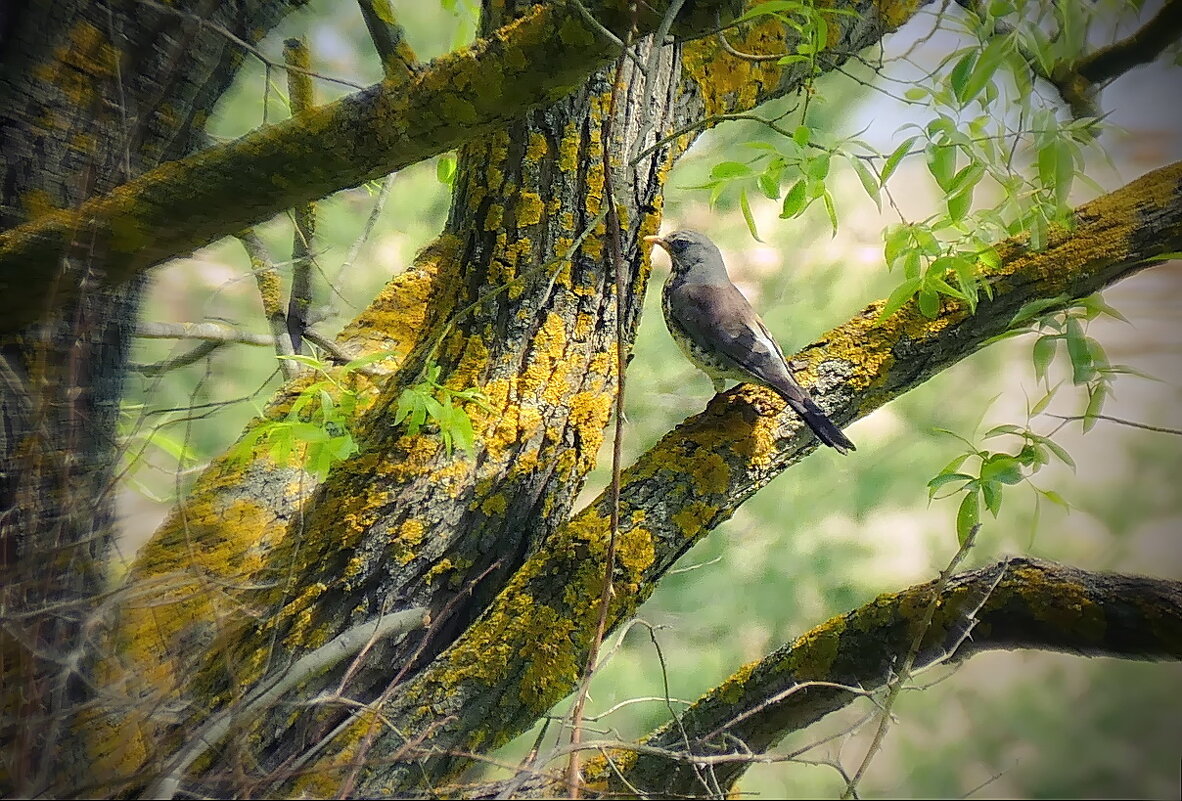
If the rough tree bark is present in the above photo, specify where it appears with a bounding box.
[0,2,305,794]
[1,0,1179,798]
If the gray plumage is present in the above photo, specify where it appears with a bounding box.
[648,230,855,454]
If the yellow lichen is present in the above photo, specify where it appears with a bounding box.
[671,501,718,539]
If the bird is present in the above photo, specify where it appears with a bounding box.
[646,229,856,454]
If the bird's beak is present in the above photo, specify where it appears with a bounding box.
[644,235,668,253]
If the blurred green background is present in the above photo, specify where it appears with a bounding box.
[119,2,1182,797]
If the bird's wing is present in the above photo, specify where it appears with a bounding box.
[669,283,804,397]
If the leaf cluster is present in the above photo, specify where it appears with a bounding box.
[230,351,394,478]
[393,362,490,458]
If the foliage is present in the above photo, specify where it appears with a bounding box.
[393,362,490,458]
[228,352,388,478]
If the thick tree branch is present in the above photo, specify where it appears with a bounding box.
[469,558,1180,797]
[1076,0,1182,84]
[0,0,735,334]
[614,557,1182,796]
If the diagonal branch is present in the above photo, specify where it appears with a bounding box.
[0,0,734,334]
[356,0,420,82]
[584,558,1182,797]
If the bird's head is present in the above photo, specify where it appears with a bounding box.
[644,230,729,281]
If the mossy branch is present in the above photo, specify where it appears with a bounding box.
[619,557,1182,796]
[0,0,726,334]
[485,558,1180,798]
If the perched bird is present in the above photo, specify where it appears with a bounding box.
[646,230,856,454]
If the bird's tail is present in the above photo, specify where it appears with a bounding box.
[783,394,856,455]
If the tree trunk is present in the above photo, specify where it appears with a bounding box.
[0,1,302,794]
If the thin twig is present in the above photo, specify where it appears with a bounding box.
[356,0,419,82]
[841,525,981,799]
[285,37,317,355]
[131,0,365,90]
[237,228,298,378]
[565,7,638,795]
[142,608,428,801]
[136,321,274,346]
[134,340,222,375]
[1047,413,1182,436]
[333,173,397,291]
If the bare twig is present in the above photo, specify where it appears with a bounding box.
[565,3,643,793]
[334,173,397,290]
[142,607,428,801]
[133,340,222,375]
[131,0,366,90]
[237,228,299,378]
[284,38,317,355]
[136,321,274,346]
[1047,413,1182,437]
[841,525,982,799]
[356,0,419,82]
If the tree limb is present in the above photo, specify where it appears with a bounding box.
[0,0,734,334]
[356,0,420,83]
[556,558,1182,798]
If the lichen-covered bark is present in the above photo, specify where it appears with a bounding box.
[0,0,740,335]
[0,2,304,795]
[515,558,1181,797]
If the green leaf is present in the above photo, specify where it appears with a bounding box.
[436,154,457,186]
[925,143,956,190]
[1030,384,1057,416]
[880,277,922,319]
[947,189,973,221]
[960,36,1009,106]
[850,158,881,210]
[1040,488,1070,509]
[1064,317,1094,384]
[1053,139,1076,208]
[917,288,940,317]
[880,136,918,184]
[1032,335,1057,381]
[1081,293,1129,323]
[740,189,762,242]
[947,163,985,197]
[1043,437,1076,471]
[822,191,839,236]
[904,86,928,101]
[1027,211,1048,251]
[984,424,1025,438]
[981,454,1024,484]
[949,50,978,104]
[757,160,783,199]
[711,161,752,179]
[884,224,912,266]
[927,471,976,497]
[779,179,808,218]
[792,124,810,148]
[806,153,831,180]
[956,491,980,545]
[981,480,1002,517]
[1083,383,1106,432]
[938,453,971,476]
[900,250,923,280]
